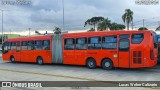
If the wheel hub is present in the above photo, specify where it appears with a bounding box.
[105,62,110,67]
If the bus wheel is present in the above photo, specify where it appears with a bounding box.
[10,56,15,63]
[102,59,113,70]
[86,58,96,69]
[37,57,43,65]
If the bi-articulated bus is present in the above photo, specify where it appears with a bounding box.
[2,30,158,70]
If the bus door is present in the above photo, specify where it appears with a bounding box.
[16,42,21,62]
[63,38,76,64]
[74,38,87,65]
[118,38,130,68]
[21,41,28,62]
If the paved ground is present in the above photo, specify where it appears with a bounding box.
[0,56,160,90]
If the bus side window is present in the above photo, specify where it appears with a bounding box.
[76,38,87,50]
[102,36,117,49]
[43,40,50,50]
[16,42,21,51]
[64,38,75,50]
[35,40,42,50]
[119,34,130,39]
[22,41,28,50]
[119,39,129,51]
[11,42,16,50]
[7,42,10,50]
[28,41,34,50]
[131,34,144,44]
[88,37,101,50]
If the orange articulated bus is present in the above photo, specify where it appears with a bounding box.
[1,30,158,70]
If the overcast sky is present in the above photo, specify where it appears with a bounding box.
[0,0,160,34]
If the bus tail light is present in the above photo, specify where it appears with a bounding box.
[150,49,154,60]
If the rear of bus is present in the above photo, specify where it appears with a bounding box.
[146,31,158,67]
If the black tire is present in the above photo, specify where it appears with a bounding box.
[101,59,113,70]
[86,58,96,69]
[37,57,43,65]
[10,56,15,63]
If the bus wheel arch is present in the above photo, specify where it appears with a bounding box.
[36,56,44,65]
[101,58,114,70]
[10,55,15,63]
[86,57,97,69]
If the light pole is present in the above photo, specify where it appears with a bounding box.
[62,0,65,31]
[0,10,4,44]
[132,20,133,30]
[0,9,9,44]
[28,28,31,36]
[143,19,144,30]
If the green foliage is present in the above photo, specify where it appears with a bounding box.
[97,18,111,31]
[88,28,95,32]
[110,23,126,30]
[84,16,105,30]
[54,27,61,34]
[122,9,134,30]
[138,27,148,30]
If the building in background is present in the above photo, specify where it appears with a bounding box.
[0,34,20,44]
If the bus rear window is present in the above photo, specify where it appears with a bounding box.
[131,34,144,44]
[152,32,158,48]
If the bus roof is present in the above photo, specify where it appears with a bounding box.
[63,30,153,37]
[4,30,154,42]
[4,35,52,42]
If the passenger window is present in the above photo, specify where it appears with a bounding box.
[119,39,129,51]
[11,42,16,50]
[102,36,117,49]
[119,34,130,39]
[16,42,21,51]
[88,37,101,50]
[43,40,50,50]
[132,34,144,44]
[8,42,11,50]
[35,40,42,50]
[28,41,34,50]
[76,38,87,50]
[64,38,75,50]
[22,41,28,50]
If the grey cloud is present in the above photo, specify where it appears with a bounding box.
[0,0,160,32]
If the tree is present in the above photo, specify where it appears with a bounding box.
[54,27,61,34]
[138,27,148,30]
[84,16,104,30]
[122,9,133,30]
[88,28,95,32]
[35,30,41,35]
[110,23,126,30]
[97,18,111,31]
